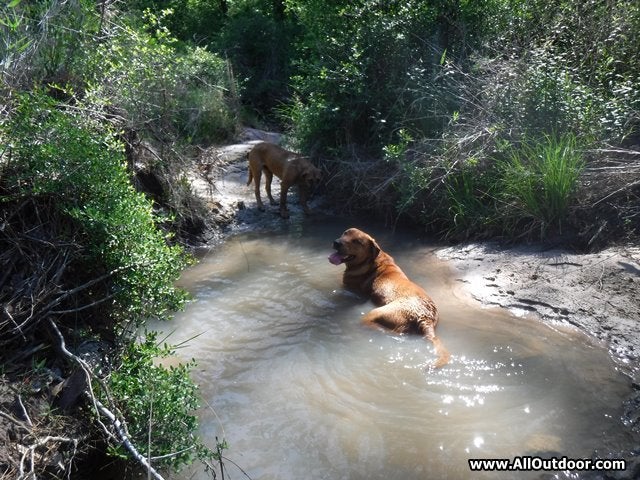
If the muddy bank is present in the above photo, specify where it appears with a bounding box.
[436,242,640,475]
[436,243,640,383]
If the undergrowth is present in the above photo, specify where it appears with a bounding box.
[498,133,585,237]
[106,332,206,471]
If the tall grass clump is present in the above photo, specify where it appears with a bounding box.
[499,133,585,237]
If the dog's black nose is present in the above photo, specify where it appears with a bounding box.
[333,240,341,250]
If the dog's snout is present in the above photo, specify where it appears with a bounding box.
[333,240,342,250]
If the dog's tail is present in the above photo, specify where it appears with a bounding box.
[246,151,254,186]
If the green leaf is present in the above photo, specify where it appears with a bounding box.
[440,48,447,65]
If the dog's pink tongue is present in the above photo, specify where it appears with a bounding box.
[328,252,345,265]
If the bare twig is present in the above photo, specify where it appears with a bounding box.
[16,395,33,427]
[48,319,167,480]
[0,408,30,432]
[591,179,640,207]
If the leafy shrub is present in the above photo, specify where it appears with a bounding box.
[0,0,98,92]
[2,91,190,324]
[106,332,205,470]
[480,48,637,143]
[286,0,441,155]
[215,3,298,120]
[81,8,238,144]
[172,46,239,143]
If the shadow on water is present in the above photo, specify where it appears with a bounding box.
[150,214,638,480]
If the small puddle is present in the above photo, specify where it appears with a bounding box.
[151,218,636,480]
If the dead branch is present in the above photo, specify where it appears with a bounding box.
[591,179,640,207]
[16,395,33,427]
[48,319,167,480]
[0,409,30,433]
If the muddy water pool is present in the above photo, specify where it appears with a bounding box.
[151,217,636,480]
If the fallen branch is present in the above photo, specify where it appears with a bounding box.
[591,179,640,207]
[48,319,166,480]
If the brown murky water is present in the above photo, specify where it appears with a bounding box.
[151,218,635,480]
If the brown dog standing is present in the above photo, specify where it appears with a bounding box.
[246,142,322,219]
[329,228,450,368]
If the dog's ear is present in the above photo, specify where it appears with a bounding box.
[369,239,381,259]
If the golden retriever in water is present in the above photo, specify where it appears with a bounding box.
[246,142,322,219]
[329,228,450,368]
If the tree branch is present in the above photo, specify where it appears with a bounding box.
[48,319,166,480]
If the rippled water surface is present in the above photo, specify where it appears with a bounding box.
[152,218,635,480]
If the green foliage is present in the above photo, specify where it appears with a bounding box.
[215,1,298,119]
[1,0,101,92]
[482,47,637,143]
[124,0,227,44]
[2,91,190,322]
[83,8,238,144]
[106,331,207,470]
[123,0,296,124]
[443,157,499,238]
[0,0,32,79]
[333,0,639,241]
[498,133,585,236]
[386,132,586,240]
[383,129,430,214]
[286,0,435,153]
[285,0,510,155]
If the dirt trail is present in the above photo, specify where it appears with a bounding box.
[190,128,328,238]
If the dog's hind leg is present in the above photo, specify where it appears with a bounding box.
[361,304,409,333]
[363,304,450,369]
[419,322,450,369]
[264,169,277,205]
[252,168,265,211]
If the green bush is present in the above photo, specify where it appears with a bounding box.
[286,0,441,154]
[1,0,99,93]
[2,91,190,323]
[82,8,238,144]
[106,332,205,470]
